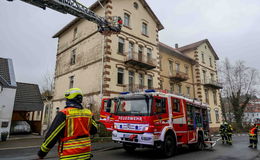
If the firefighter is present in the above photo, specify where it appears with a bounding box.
[37,88,98,159]
[226,123,233,145]
[219,122,228,144]
[248,124,258,149]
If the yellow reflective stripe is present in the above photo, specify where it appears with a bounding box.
[43,121,65,146]
[64,137,90,144]
[64,139,90,145]
[64,140,91,147]
[68,109,92,115]
[92,119,98,128]
[67,118,74,137]
[40,144,50,152]
[63,144,91,150]
[60,152,91,158]
[67,115,91,118]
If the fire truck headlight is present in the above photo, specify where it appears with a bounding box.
[143,126,149,131]
[114,124,117,129]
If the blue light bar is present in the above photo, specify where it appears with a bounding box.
[145,89,155,93]
[120,92,130,95]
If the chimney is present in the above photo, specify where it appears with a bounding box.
[175,43,178,48]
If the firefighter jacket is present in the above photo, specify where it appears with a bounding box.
[38,100,98,159]
[227,125,233,135]
[219,124,225,135]
[249,127,258,141]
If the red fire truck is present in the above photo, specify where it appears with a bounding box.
[100,90,210,157]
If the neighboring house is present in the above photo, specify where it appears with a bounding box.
[243,99,260,124]
[0,58,17,141]
[51,0,164,120]
[13,82,44,134]
[176,39,222,131]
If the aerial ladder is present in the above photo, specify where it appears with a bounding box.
[6,0,122,35]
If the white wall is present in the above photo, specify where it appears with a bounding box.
[0,87,16,140]
[243,112,260,124]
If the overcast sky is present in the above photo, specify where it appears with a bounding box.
[1,0,260,89]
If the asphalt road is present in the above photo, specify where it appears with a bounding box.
[0,135,259,160]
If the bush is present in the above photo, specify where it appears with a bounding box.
[1,132,8,141]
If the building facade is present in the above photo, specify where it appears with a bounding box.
[243,99,260,124]
[51,1,223,130]
[0,58,17,141]
[51,0,164,120]
[177,39,223,130]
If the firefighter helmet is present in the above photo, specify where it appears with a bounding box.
[65,88,83,100]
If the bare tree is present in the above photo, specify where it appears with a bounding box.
[41,71,54,101]
[219,58,259,129]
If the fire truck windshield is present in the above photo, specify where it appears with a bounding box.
[115,96,152,116]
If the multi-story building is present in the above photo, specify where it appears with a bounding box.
[51,1,223,130]
[176,39,223,131]
[158,42,196,98]
[51,0,164,120]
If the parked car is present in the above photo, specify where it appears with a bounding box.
[10,121,31,134]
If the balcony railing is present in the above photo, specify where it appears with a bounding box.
[123,84,155,92]
[124,52,156,70]
[169,70,189,82]
[203,79,223,89]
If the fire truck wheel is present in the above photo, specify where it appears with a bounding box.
[123,143,136,153]
[161,134,176,157]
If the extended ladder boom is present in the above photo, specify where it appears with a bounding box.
[7,0,122,35]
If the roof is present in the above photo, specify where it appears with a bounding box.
[159,42,197,64]
[53,0,164,38]
[14,82,44,111]
[177,39,219,60]
[0,57,16,88]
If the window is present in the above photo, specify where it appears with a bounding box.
[70,49,76,65]
[147,48,152,63]
[210,73,214,82]
[215,109,220,122]
[187,87,190,96]
[123,13,130,27]
[209,57,212,67]
[117,68,124,85]
[169,60,173,74]
[69,76,74,88]
[155,98,166,114]
[128,42,134,56]
[208,109,212,122]
[138,45,143,61]
[178,84,182,94]
[129,71,135,91]
[139,73,144,88]
[118,37,124,54]
[147,75,153,89]
[170,83,174,93]
[185,66,189,74]
[142,22,148,35]
[176,63,180,72]
[213,91,217,105]
[203,70,206,83]
[205,89,209,103]
[173,99,180,112]
[73,27,77,39]
[133,2,138,9]
[202,52,205,63]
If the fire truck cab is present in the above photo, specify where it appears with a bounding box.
[100,90,210,157]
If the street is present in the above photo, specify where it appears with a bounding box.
[0,135,259,160]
